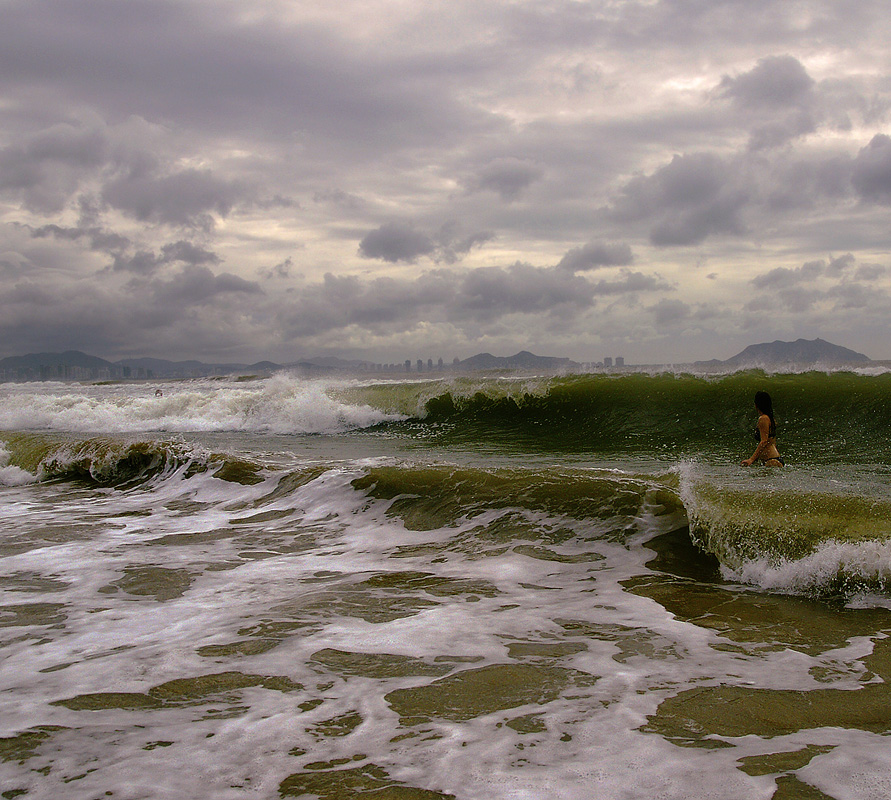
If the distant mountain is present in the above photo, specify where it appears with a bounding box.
[457,350,579,371]
[0,351,285,381]
[118,357,283,376]
[701,338,871,368]
[0,350,115,370]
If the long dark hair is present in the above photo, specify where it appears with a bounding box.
[754,391,776,437]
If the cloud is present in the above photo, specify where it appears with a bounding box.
[454,262,593,317]
[102,167,247,227]
[258,257,295,280]
[2,0,891,362]
[852,134,891,204]
[719,55,815,110]
[282,257,672,341]
[751,260,826,289]
[0,122,109,213]
[358,221,493,264]
[358,223,436,263]
[591,270,671,295]
[110,240,221,274]
[557,241,633,271]
[751,254,858,289]
[31,223,131,254]
[609,153,748,246]
[146,266,261,306]
[464,158,544,201]
[651,299,690,326]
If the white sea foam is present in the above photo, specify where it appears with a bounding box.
[727,539,891,595]
[0,443,37,485]
[0,374,404,434]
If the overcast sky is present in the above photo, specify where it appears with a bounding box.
[2,0,890,364]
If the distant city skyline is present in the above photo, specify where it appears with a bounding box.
[1,1,890,364]
[2,337,875,384]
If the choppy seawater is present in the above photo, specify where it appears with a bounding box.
[2,371,891,799]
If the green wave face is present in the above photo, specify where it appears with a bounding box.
[342,370,891,463]
[0,432,264,487]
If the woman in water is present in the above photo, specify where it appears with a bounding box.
[742,390,784,466]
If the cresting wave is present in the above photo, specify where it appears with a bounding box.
[676,462,891,596]
[0,374,404,435]
[3,370,891,459]
[3,369,890,596]
[0,433,264,488]
[5,428,888,597]
[341,369,891,461]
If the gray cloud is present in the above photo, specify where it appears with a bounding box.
[751,260,826,289]
[2,0,891,362]
[110,240,221,274]
[282,259,669,340]
[852,134,891,204]
[591,270,671,295]
[358,221,493,265]
[31,223,131,254]
[751,254,860,289]
[464,158,544,201]
[651,299,691,326]
[359,223,436,263]
[146,266,262,306]
[610,153,748,246]
[719,55,815,109]
[557,242,633,271]
[102,168,247,227]
[455,262,593,317]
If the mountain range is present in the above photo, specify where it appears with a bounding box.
[0,338,875,382]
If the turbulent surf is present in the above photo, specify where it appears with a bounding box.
[2,369,890,798]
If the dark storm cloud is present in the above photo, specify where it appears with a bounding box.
[1,0,891,362]
[557,242,633,271]
[0,122,111,213]
[358,223,436,263]
[31,223,131,254]
[146,266,261,306]
[358,222,493,264]
[110,241,221,274]
[0,123,108,189]
[159,240,221,266]
[610,153,748,246]
[102,168,247,227]
[258,257,295,280]
[282,258,669,339]
[854,262,888,281]
[0,0,496,156]
[719,55,815,109]
[852,134,891,203]
[455,262,592,317]
[434,223,495,265]
[464,158,544,201]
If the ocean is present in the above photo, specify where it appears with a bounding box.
[1,369,890,799]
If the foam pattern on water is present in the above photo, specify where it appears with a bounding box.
[2,453,891,799]
[0,375,404,434]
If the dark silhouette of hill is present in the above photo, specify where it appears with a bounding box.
[458,351,579,371]
[0,350,115,370]
[697,338,871,369]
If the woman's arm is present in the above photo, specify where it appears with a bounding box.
[741,416,770,466]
